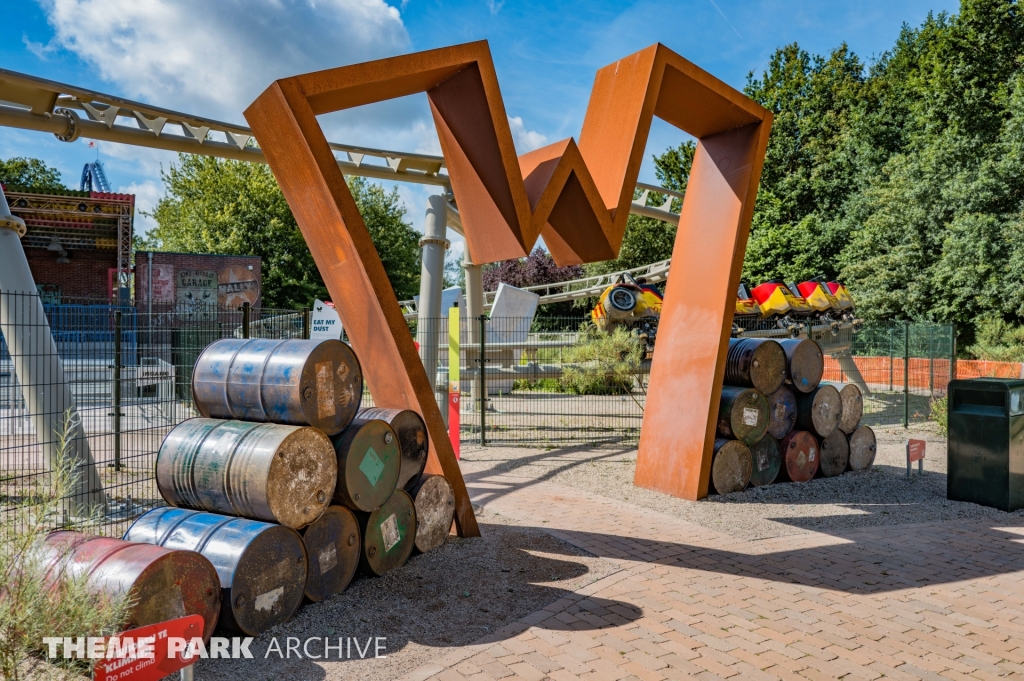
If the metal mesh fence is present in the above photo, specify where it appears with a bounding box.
[0,291,957,535]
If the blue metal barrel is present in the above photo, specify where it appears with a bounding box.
[124,507,307,636]
[156,418,336,529]
[192,338,362,435]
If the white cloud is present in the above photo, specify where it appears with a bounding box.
[487,0,504,14]
[507,115,548,153]
[39,0,410,124]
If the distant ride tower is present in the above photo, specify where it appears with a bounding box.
[80,161,111,193]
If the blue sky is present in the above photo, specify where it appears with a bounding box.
[1,0,959,255]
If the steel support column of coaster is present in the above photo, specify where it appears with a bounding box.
[463,249,484,412]
[417,194,449,424]
[0,189,106,516]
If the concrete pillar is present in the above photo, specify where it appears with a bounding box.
[416,194,449,422]
[0,189,106,516]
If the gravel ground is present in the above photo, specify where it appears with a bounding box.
[194,518,620,681]
[461,422,1024,542]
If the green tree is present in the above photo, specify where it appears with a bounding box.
[0,157,65,191]
[146,156,420,307]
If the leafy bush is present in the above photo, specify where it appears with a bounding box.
[561,326,646,408]
[966,319,1024,362]
[931,396,948,436]
[0,415,133,680]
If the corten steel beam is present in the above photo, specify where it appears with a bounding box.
[244,41,771,521]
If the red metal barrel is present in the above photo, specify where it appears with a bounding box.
[157,418,336,529]
[43,531,221,641]
[777,430,819,482]
[192,338,363,436]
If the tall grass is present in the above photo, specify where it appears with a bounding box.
[0,413,133,680]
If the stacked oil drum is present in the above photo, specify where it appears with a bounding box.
[710,337,877,494]
[42,338,456,640]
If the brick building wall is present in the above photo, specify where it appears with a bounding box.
[27,248,118,300]
[134,251,263,308]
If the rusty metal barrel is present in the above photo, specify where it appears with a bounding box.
[332,418,401,512]
[748,436,782,487]
[710,439,752,494]
[358,407,429,491]
[358,489,416,576]
[766,386,798,439]
[301,506,361,602]
[778,339,824,393]
[43,531,222,641]
[411,474,455,553]
[847,425,877,471]
[192,338,363,435]
[717,386,769,445]
[777,430,819,482]
[795,385,843,438]
[817,430,850,477]
[836,383,864,434]
[157,418,336,530]
[726,338,787,395]
[124,507,307,636]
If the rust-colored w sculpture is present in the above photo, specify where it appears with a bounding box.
[245,41,771,537]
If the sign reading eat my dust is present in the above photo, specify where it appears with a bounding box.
[310,299,343,340]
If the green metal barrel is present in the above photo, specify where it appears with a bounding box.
[156,418,336,530]
[300,505,361,602]
[358,407,429,491]
[717,386,770,445]
[332,418,401,512]
[748,436,782,487]
[358,489,416,576]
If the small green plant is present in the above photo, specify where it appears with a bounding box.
[561,325,646,409]
[931,396,948,436]
[0,413,132,680]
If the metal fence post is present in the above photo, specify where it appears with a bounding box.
[113,309,122,472]
[889,325,894,391]
[928,325,935,397]
[479,314,486,447]
[903,320,910,428]
[950,322,957,383]
[241,301,250,339]
[302,308,310,339]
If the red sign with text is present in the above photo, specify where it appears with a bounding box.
[93,615,203,681]
[907,439,926,463]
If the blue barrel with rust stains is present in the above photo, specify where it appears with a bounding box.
[156,418,336,529]
[191,338,362,436]
[124,507,307,636]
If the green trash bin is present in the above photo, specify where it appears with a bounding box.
[947,378,1024,511]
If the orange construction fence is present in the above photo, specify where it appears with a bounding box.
[823,357,1023,392]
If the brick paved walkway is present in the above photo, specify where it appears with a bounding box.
[400,464,1024,681]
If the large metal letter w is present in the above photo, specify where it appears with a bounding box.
[245,41,771,536]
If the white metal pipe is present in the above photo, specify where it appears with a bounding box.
[416,195,449,419]
[0,190,106,515]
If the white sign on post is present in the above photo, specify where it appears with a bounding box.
[310,299,343,340]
